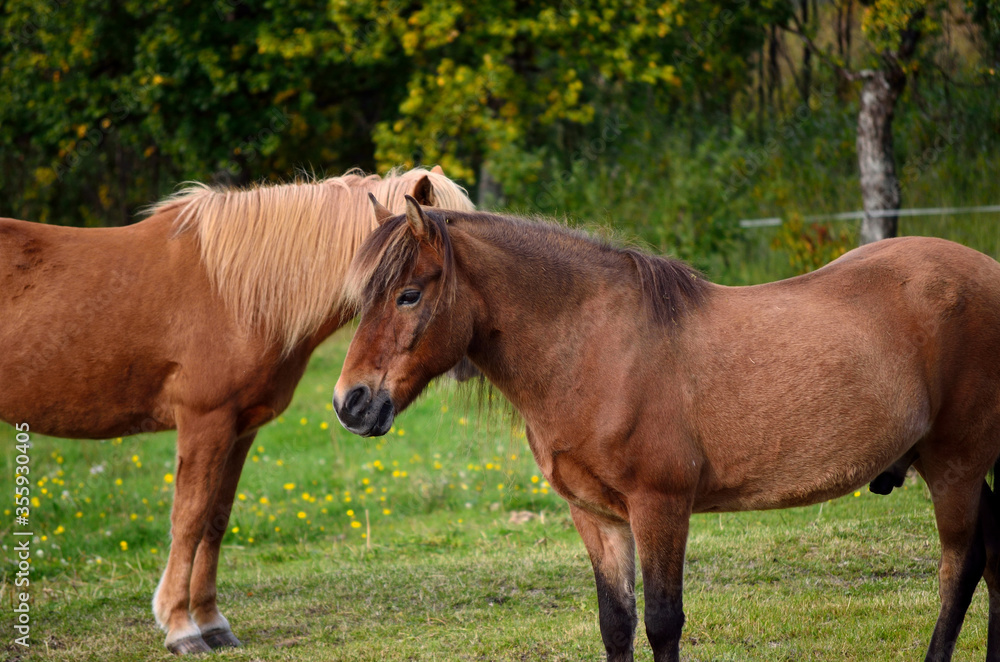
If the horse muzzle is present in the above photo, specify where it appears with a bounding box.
[333,384,395,437]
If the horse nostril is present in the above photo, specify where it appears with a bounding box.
[344,385,370,416]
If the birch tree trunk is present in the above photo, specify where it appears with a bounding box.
[856,64,906,244]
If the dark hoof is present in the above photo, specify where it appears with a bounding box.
[202,628,242,649]
[166,634,212,655]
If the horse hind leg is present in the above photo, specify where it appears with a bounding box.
[979,470,1000,660]
[188,431,257,649]
[920,454,989,662]
[153,409,238,655]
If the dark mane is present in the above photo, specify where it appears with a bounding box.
[344,209,456,315]
[345,208,708,326]
[622,248,708,326]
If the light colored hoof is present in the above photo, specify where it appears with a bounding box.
[166,634,213,655]
[202,628,241,649]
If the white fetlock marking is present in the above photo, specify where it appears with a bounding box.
[198,612,231,634]
[164,618,203,648]
[152,571,169,631]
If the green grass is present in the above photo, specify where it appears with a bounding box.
[1,302,996,661]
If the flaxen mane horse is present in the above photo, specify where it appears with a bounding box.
[0,169,474,655]
[335,197,1000,662]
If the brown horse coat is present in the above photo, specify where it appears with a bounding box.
[335,200,1000,662]
[0,169,474,654]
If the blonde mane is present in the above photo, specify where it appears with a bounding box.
[147,168,475,352]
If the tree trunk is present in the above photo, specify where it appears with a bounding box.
[477,162,502,207]
[856,64,906,244]
[800,0,812,104]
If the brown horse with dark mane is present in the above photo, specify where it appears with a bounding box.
[335,196,1000,662]
[0,169,474,655]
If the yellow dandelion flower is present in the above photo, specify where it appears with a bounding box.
[441,405,449,413]
[248,537,254,543]
[382,509,391,515]
[854,491,861,497]
[31,497,40,507]
[297,511,306,519]
[325,402,333,411]
[75,511,83,518]
[344,496,352,503]
[531,476,540,483]
[346,509,355,517]
[350,521,361,529]
[283,483,295,491]
[320,422,329,430]
[325,494,333,502]
[119,541,128,551]
[300,417,308,425]
[238,493,247,501]
[150,548,158,554]
[54,525,65,535]
[163,473,174,484]
[130,513,138,521]
[115,478,123,486]
[259,496,270,505]
[276,459,284,467]
[232,526,240,533]
[497,484,504,491]
[362,478,370,485]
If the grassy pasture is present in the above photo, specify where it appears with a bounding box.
[4,217,1000,661]
[1,329,992,661]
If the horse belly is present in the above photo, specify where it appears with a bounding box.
[692,359,933,513]
[0,220,182,438]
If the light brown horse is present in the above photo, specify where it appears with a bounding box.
[0,169,474,655]
[335,197,1000,662]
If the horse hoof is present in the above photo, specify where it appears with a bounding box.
[202,628,242,649]
[166,634,212,655]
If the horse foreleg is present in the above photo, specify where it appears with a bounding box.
[153,409,237,655]
[921,461,987,662]
[630,493,692,662]
[570,505,637,662]
[188,431,256,649]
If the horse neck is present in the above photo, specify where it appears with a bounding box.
[456,226,646,417]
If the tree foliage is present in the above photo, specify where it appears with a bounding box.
[0,0,996,231]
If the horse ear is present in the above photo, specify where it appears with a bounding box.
[431,165,444,175]
[368,192,393,225]
[404,195,428,240]
[411,175,436,207]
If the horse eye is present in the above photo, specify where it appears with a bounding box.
[396,289,422,307]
